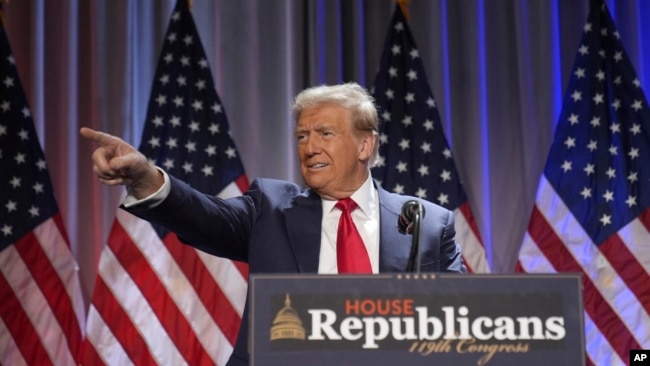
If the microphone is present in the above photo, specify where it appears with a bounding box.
[398,200,426,234]
[399,200,425,273]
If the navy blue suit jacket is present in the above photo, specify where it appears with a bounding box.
[127,175,465,365]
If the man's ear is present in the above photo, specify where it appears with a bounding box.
[358,132,377,161]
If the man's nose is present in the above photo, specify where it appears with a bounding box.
[305,136,321,155]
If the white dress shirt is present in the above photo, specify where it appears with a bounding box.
[318,174,380,274]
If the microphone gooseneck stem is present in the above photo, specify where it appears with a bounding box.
[405,202,423,273]
[412,204,423,274]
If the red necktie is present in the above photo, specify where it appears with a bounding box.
[335,198,372,274]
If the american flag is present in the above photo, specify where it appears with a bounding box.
[371,6,490,273]
[516,1,650,364]
[82,0,249,364]
[0,15,85,366]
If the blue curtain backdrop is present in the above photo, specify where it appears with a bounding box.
[4,0,650,303]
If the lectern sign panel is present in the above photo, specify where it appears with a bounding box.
[250,274,585,366]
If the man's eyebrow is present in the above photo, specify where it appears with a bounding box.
[296,122,334,131]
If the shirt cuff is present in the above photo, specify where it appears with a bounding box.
[122,167,171,209]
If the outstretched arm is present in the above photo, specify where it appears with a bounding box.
[80,127,164,199]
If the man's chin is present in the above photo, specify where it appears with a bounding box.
[303,177,322,190]
[303,178,328,195]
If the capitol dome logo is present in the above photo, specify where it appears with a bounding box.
[270,294,306,341]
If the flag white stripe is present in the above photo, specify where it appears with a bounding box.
[0,244,76,366]
[33,219,86,331]
[535,176,650,345]
[98,246,186,365]
[583,311,624,366]
[518,233,556,274]
[454,209,490,273]
[85,305,134,366]
[0,316,28,366]
[618,218,650,273]
[196,250,247,317]
[217,180,244,200]
[617,219,650,347]
[117,210,234,363]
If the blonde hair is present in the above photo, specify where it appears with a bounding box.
[292,82,379,166]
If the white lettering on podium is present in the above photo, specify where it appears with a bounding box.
[306,305,567,349]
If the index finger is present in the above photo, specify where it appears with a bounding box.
[80,127,122,147]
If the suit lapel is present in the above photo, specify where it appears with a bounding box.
[377,186,412,272]
[282,184,412,273]
[284,191,322,273]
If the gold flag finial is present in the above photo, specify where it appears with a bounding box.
[396,0,410,23]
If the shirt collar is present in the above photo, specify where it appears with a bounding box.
[322,173,377,216]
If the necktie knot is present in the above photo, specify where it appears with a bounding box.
[336,197,358,213]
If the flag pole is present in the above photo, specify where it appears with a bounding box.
[396,0,410,23]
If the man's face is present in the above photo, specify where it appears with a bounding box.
[295,103,374,200]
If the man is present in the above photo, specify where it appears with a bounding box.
[81,82,465,365]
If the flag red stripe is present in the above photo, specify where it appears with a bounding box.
[233,260,249,279]
[527,206,641,360]
[52,212,71,247]
[514,260,524,272]
[456,202,490,273]
[14,233,82,356]
[458,201,485,246]
[109,221,213,365]
[598,233,650,316]
[0,271,53,366]
[90,276,157,365]
[164,233,242,344]
[638,207,650,232]
[235,174,249,193]
[462,257,475,273]
[80,338,105,366]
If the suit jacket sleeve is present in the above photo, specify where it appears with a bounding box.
[436,207,466,273]
[123,174,257,262]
